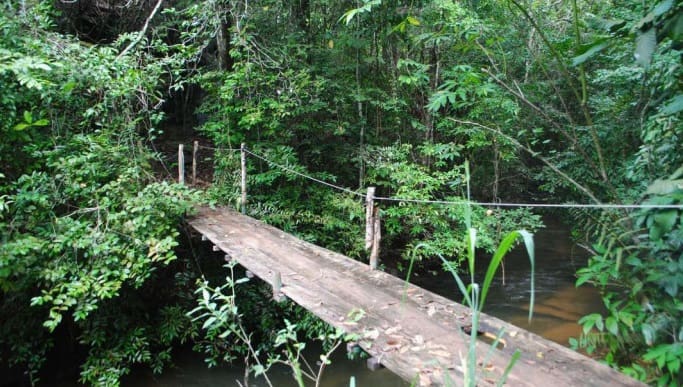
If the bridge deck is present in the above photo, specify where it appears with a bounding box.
[188,206,642,386]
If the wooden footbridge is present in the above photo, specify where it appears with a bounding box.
[188,206,643,386]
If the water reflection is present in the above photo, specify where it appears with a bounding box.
[124,344,408,387]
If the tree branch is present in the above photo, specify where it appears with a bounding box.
[447,118,602,204]
[116,0,164,60]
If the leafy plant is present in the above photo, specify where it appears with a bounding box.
[189,260,355,387]
[408,162,535,386]
[574,168,683,385]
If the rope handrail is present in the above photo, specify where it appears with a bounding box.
[243,148,365,198]
[190,143,683,210]
[195,144,241,152]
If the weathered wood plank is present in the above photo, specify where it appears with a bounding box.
[188,206,644,387]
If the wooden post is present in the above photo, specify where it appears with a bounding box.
[366,356,382,371]
[178,144,185,184]
[241,143,247,214]
[365,187,375,250]
[273,271,285,302]
[369,209,380,270]
[192,140,198,185]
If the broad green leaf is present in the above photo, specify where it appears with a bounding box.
[23,110,32,124]
[479,231,519,312]
[572,40,609,66]
[13,123,29,131]
[646,178,683,195]
[202,316,216,329]
[605,316,619,335]
[635,28,656,68]
[653,209,678,235]
[62,80,77,93]
[642,323,656,345]
[33,118,49,126]
[575,273,592,287]
[406,16,420,26]
[340,9,359,25]
[670,165,683,180]
[660,94,683,116]
[652,0,674,17]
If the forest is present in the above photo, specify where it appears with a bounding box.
[0,0,681,385]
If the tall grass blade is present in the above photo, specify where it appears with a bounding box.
[497,349,521,387]
[518,230,535,321]
[401,245,420,306]
[479,231,520,312]
[437,253,472,307]
[467,228,477,284]
[482,327,507,366]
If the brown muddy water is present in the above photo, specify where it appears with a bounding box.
[412,217,605,345]
[124,218,603,386]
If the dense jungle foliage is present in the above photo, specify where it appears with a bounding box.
[0,0,681,385]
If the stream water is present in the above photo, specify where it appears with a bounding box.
[412,217,604,345]
[123,217,604,386]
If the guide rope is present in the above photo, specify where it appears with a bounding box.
[193,143,683,210]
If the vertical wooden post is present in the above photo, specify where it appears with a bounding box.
[178,144,185,185]
[240,143,247,214]
[273,271,285,302]
[369,210,381,270]
[192,140,198,185]
[365,187,375,250]
[367,356,382,371]
[365,187,380,270]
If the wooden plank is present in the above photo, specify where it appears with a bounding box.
[188,206,644,387]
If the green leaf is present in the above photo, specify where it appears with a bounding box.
[13,123,29,131]
[479,231,519,311]
[62,80,77,93]
[642,323,656,345]
[435,252,472,307]
[23,110,32,124]
[202,316,216,329]
[33,118,49,127]
[652,0,674,18]
[635,28,657,68]
[580,313,603,334]
[467,227,477,278]
[498,349,521,386]
[572,40,610,66]
[660,94,683,116]
[646,178,683,195]
[652,210,678,236]
[406,16,420,26]
[605,316,619,335]
[519,230,535,321]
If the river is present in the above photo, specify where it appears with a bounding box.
[123,217,603,386]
